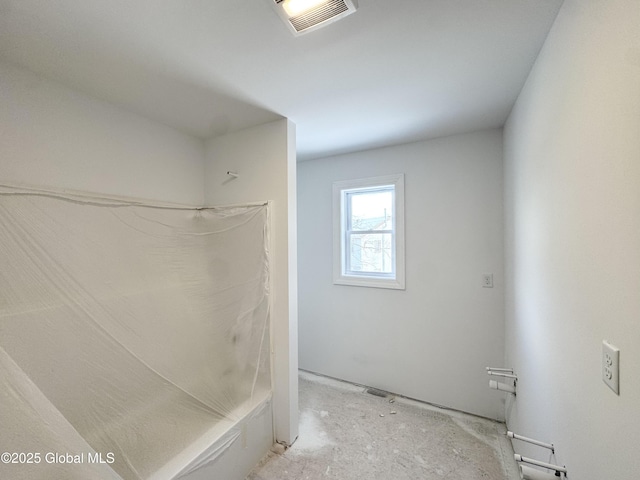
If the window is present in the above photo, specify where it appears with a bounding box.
[333,174,405,289]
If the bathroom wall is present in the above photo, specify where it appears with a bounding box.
[204,119,299,446]
[298,130,506,420]
[504,0,640,477]
[0,61,204,204]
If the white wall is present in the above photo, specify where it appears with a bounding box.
[298,129,505,420]
[204,119,299,447]
[503,0,640,477]
[0,61,204,204]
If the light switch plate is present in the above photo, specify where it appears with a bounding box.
[602,340,620,395]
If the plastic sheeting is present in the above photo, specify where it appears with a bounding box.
[0,185,272,480]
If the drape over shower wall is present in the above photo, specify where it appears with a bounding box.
[0,185,272,480]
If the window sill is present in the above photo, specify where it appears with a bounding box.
[333,274,405,290]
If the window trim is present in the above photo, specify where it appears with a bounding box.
[333,174,405,290]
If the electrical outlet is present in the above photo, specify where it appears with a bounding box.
[602,340,620,395]
[482,273,493,288]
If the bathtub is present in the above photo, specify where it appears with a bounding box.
[0,188,275,480]
[164,392,274,480]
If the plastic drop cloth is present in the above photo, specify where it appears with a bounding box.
[0,185,272,480]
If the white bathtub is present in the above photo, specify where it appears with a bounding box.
[151,390,274,480]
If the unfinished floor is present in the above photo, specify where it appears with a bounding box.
[247,371,520,480]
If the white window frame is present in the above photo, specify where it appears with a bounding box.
[333,174,405,290]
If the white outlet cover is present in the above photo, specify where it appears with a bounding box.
[602,340,620,395]
[482,273,493,288]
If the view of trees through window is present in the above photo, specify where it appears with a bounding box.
[346,187,394,275]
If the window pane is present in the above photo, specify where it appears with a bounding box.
[348,233,393,274]
[349,189,393,231]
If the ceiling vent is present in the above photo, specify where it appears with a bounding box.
[271,0,358,36]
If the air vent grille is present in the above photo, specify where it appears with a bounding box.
[289,0,349,32]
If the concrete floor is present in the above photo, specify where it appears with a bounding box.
[247,371,520,480]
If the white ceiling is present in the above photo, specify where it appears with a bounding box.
[0,0,562,160]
